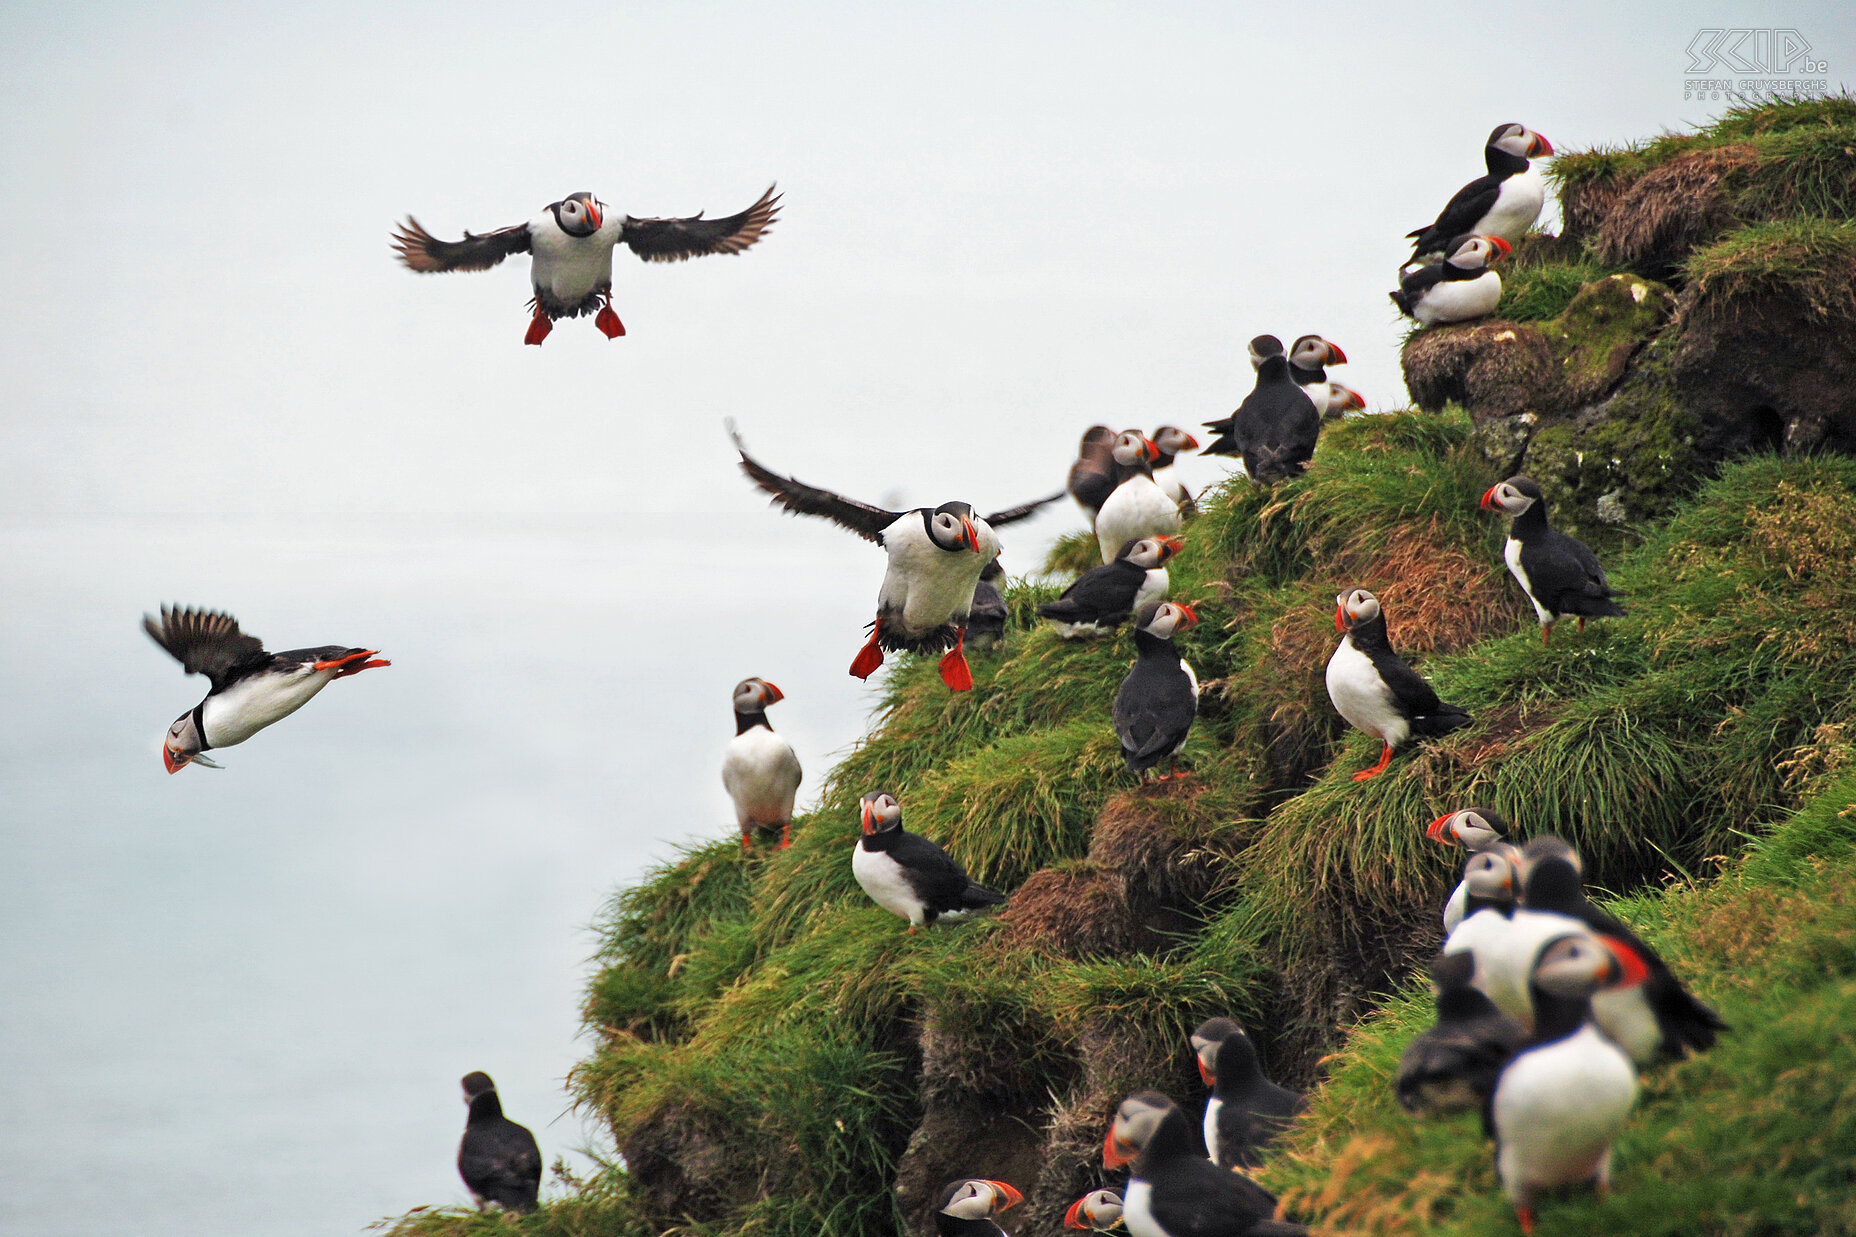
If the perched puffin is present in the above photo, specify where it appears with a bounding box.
[720,677,803,851]
[1393,952,1527,1116]
[1407,123,1554,262]
[458,1072,543,1214]
[1065,1189,1126,1231]
[1391,234,1510,326]
[1040,536,1182,639]
[1201,354,1320,481]
[852,792,1006,933]
[392,184,779,345]
[1189,1018,1306,1170]
[1113,602,1201,782]
[143,606,388,774]
[1286,335,1348,418]
[1491,934,1642,1234]
[1481,475,1627,644]
[1149,426,1201,510]
[935,1178,1024,1237]
[1103,1091,1306,1237]
[1094,431,1182,565]
[1069,426,1124,517]
[1325,588,1472,781]
[967,558,1010,651]
[730,425,1061,690]
[1426,806,1520,932]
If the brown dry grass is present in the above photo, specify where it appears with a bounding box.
[1401,323,1556,418]
[1353,523,1518,656]
[1089,786,1235,915]
[996,864,1151,960]
[1591,145,1759,274]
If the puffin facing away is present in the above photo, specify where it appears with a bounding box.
[1065,1189,1125,1231]
[1103,1091,1305,1237]
[144,606,389,773]
[1040,535,1181,639]
[852,792,1006,933]
[1113,602,1201,782]
[1393,951,1527,1116]
[1189,1018,1306,1170]
[720,677,803,850]
[458,1072,543,1214]
[1201,354,1320,480]
[1481,475,1626,644]
[935,1179,1024,1237]
[730,424,1062,690]
[1325,588,1472,781]
[393,184,779,344]
[1407,123,1553,262]
[1392,234,1510,325]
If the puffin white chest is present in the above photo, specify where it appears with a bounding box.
[877,517,996,637]
[1442,880,1470,933]
[1132,566,1171,615]
[1466,909,1594,1031]
[1494,1025,1637,1192]
[721,726,802,826]
[1202,1097,1223,1163]
[1095,477,1181,564]
[1414,271,1503,325]
[1505,537,1554,624]
[1479,165,1546,244]
[528,216,619,303]
[1120,1179,1162,1237]
[852,843,926,925]
[1153,467,1192,508]
[200,667,336,749]
[1325,635,1408,747]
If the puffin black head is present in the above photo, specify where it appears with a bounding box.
[1442,234,1511,272]
[461,1070,496,1099]
[1188,1016,1245,1085]
[161,712,220,773]
[1102,1090,1178,1168]
[1150,426,1200,458]
[1519,846,1587,912]
[1064,1188,1125,1231]
[1135,600,1199,639]
[1119,535,1183,570]
[1111,429,1161,468]
[1425,806,1514,851]
[1289,334,1347,369]
[927,501,983,554]
[936,1178,1024,1222]
[1479,474,1544,516]
[731,677,784,714]
[1462,848,1520,907]
[1248,334,1285,369]
[1334,586,1382,633]
[1430,949,1478,992]
[860,790,902,836]
[550,191,605,238]
[1489,122,1553,160]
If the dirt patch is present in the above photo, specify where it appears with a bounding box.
[997,864,1160,959]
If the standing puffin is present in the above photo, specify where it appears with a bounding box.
[392,184,779,344]
[1201,354,1320,480]
[935,1179,1024,1237]
[1189,1018,1306,1170]
[1426,806,1520,932]
[1393,952,1526,1116]
[1103,1092,1306,1237]
[1149,426,1201,510]
[1325,588,1472,781]
[1113,602,1201,782]
[1407,123,1554,262]
[457,1072,543,1214]
[730,425,1061,690]
[1286,335,1349,418]
[967,558,1010,651]
[1490,934,1642,1235]
[1391,234,1510,326]
[1481,475,1627,644]
[1064,1188,1125,1231]
[721,677,803,851]
[143,606,389,774]
[852,792,1006,933]
[1094,431,1182,564]
[1040,536,1181,639]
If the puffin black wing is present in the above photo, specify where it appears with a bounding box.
[1530,529,1627,618]
[1040,559,1142,625]
[143,606,269,692]
[1113,663,1197,767]
[889,832,1006,914]
[459,1119,542,1212]
[391,218,532,273]
[1146,1159,1300,1237]
[1390,262,1447,316]
[729,423,898,544]
[984,491,1066,527]
[621,184,780,263]
[1407,174,1502,257]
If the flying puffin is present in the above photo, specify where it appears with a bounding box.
[1201,354,1320,480]
[1103,1091,1306,1237]
[1490,933,1642,1235]
[1064,1188,1125,1231]
[1113,602,1201,782]
[1481,475,1627,644]
[1325,588,1472,781]
[729,425,1061,690]
[935,1179,1024,1237]
[457,1072,543,1214]
[1094,431,1182,564]
[1039,536,1181,639]
[143,606,389,774]
[1393,951,1526,1116]
[1149,426,1201,509]
[1068,426,1124,517]
[720,677,803,851]
[392,184,779,345]
[1188,1018,1306,1170]
[967,558,1010,651]
[1426,806,1520,932]
[1407,123,1554,262]
[852,791,1006,933]
[1391,234,1510,326]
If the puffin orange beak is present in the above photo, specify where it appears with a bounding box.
[982,1181,1024,1211]
[1601,936,1651,987]
[1487,236,1513,260]
[1158,535,1185,556]
[963,518,981,553]
[762,682,784,704]
[1144,437,1161,462]
[1178,432,1200,450]
[1340,387,1366,411]
[1103,1129,1133,1169]
[163,747,187,774]
[1426,812,1455,844]
[1530,133,1553,157]
[1326,343,1347,365]
[1480,484,1501,511]
[1064,1198,1091,1230]
[860,801,875,835]
[1197,1057,1215,1087]
[1335,602,1349,632]
[1176,603,1200,627]
[585,202,603,229]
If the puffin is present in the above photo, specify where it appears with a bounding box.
[720,677,803,851]
[1481,475,1627,644]
[730,424,1062,690]
[1490,933,1642,1235]
[1407,123,1554,262]
[1442,848,1592,1032]
[1392,951,1527,1116]
[1286,335,1349,418]
[457,1071,543,1214]
[1149,426,1201,510]
[852,791,1006,933]
[935,1178,1025,1237]
[143,606,389,774]
[1325,588,1472,781]
[392,184,779,345]
[1065,1189,1125,1231]
[967,558,1010,651]
[1094,431,1182,565]
[1189,1018,1306,1170]
[1426,806,1520,933]
[1316,384,1368,422]
[1069,426,1124,517]
[1247,334,1285,370]
[1039,536,1182,639]
[1201,354,1320,481]
[1391,234,1510,326]
[1103,1091,1306,1237]
[1113,602,1201,782]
